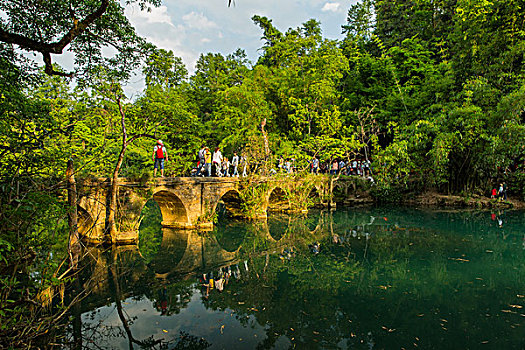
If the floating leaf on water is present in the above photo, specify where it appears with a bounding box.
[440,319,448,323]
[501,310,514,313]
[220,325,224,334]
[417,314,424,317]
[290,328,294,331]
[448,257,469,262]
[509,305,523,309]
[481,340,489,344]
[485,250,493,253]
[162,330,168,333]
[517,295,524,298]
[313,331,320,335]
[238,302,245,305]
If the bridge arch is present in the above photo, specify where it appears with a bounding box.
[77,206,95,239]
[307,185,323,208]
[214,189,244,219]
[267,187,290,212]
[152,188,190,229]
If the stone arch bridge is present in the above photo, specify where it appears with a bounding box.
[77,176,364,244]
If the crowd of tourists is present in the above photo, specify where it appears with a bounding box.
[190,146,247,177]
[151,139,375,179]
[187,147,375,179]
[304,156,373,176]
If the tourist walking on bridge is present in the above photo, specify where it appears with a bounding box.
[330,159,339,175]
[212,147,223,177]
[311,156,319,174]
[231,152,239,177]
[197,145,206,176]
[204,147,212,177]
[152,140,168,177]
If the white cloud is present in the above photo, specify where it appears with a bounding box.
[125,5,174,26]
[321,2,343,13]
[182,12,218,29]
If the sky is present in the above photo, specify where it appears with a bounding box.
[120,0,356,96]
[5,1,357,96]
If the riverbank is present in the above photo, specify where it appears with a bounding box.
[405,191,525,209]
[341,189,525,209]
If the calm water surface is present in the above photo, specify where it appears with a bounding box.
[67,206,524,349]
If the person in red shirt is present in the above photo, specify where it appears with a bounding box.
[152,140,168,177]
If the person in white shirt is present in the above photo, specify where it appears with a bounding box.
[222,157,230,177]
[231,152,239,177]
[212,147,223,177]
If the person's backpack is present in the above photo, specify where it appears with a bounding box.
[156,146,164,159]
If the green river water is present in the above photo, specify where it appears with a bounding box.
[65,205,524,349]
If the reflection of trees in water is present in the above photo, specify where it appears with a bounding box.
[200,209,525,349]
[68,208,525,349]
[214,221,246,252]
[149,229,189,275]
[150,280,195,317]
[138,199,163,263]
[67,247,206,349]
[267,213,289,240]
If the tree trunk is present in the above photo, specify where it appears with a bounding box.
[105,97,128,244]
[105,145,126,244]
[66,159,80,266]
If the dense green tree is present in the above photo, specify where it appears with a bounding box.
[143,48,188,89]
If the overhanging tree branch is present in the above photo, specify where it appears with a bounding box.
[0,0,110,76]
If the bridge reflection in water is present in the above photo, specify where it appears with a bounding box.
[81,209,331,295]
[65,207,525,350]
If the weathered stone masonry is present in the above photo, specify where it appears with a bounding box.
[77,176,361,245]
